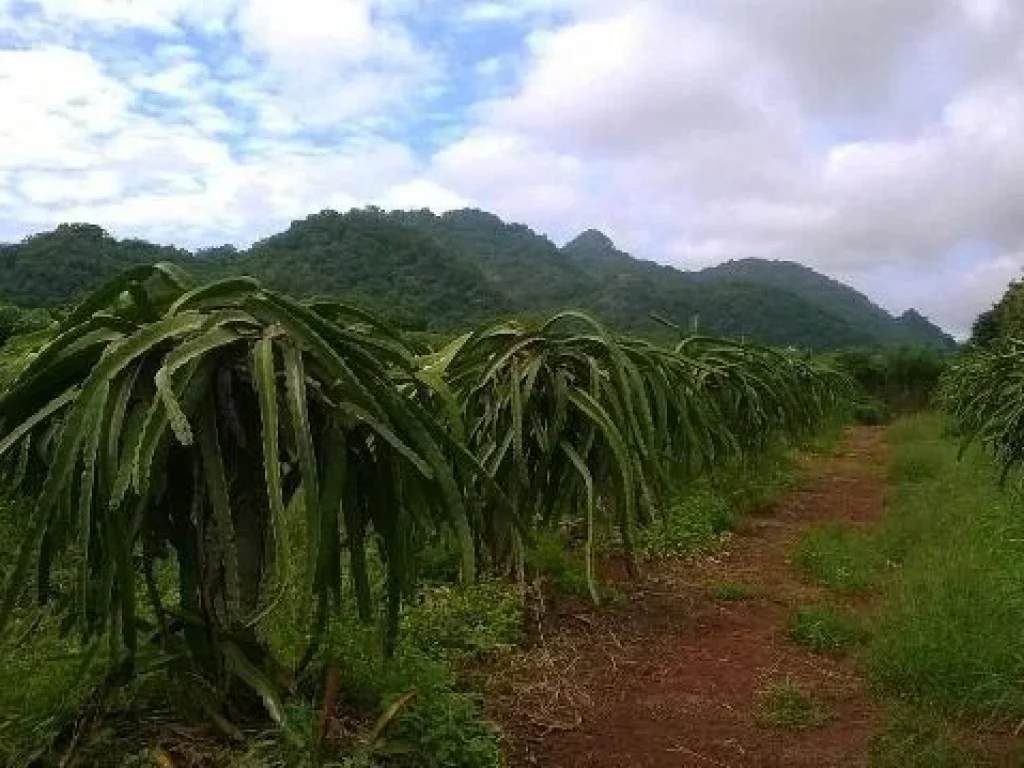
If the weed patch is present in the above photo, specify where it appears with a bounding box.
[404,581,523,660]
[868,706,972,768]
[793,522,878,594]
[754,680,830,730]
[890,441,947,484]
[526,530,607,600]
[868,416,1024,721]
[790,524,880,593]
[709,581,759,602]
[637,488,733,557]
[787,604,866,655]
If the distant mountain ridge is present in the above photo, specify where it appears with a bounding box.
[692,258,955,350]
[0,208,955,350]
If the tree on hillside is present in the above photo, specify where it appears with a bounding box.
[969,308,1000,348]
[969,277,1024,347]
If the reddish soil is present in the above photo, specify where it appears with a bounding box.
[483,427,888,768]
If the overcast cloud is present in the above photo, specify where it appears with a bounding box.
[1,0,1022,336]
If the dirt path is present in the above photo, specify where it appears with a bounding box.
[484,427,888,767]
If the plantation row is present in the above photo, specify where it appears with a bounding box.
[0,264,850,730]
[941,339,1024,474]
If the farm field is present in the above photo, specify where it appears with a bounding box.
[0,266,1021,767]
[2,3,1023,765]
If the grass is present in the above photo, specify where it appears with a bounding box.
[718,447,800,516]
[636,487,734,558]
[0,541,519,767]
[525,529,622,601]
[753,680,830,730]
[709,581,760,601]
[792,522,879,594]
[0,495,110,766]
[0,622,105,766]
[787,604,867,655]
[868,705,973,768]
[889,440,947,484]
[265,581,519,768]
[403,581,524,660]
[868,413,1024,723]
[638,447,800,561]
[800,416,850,455]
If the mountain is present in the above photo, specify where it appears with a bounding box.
[0,223,189,306]
[557,224,954,349]
[0,208,955,350]
[557,229,875,347]
[694,258,956,350]
[389,209,593,311]
[235,209,510,328]
[895,309,957,350]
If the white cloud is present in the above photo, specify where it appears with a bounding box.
[15,0,236,33]
[418,0,1024,331]
[376,179,470,212]
[237,0,376,56]
[461,2,532,24]
[0,0,442,246]
[231,0,441,128]
[0,46,132,169]
[19,169,122,204]
[2,0,1024,333]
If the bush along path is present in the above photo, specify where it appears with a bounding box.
[480,426,888,767]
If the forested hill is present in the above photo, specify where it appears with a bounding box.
[693,258,955,350]
[0,208,955,349]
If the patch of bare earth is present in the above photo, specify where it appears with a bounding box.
[482,427,887,767]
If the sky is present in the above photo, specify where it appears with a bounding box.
[0,0,1022,337]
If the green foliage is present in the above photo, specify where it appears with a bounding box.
[242,210,510,330]
[887,411,943,446]
[389,692,501,768]
[0,302,50,345]
[0,223,191,307]
[832,347,950,413]
[869,415,1024,722]
[402,581,523,660]
[890,441,947,483]
[0,610,105,765]
[636,488,733,557]
[940,341,1024,478]
[787,604,866,655]
[971,277,1024,347]
[868,706,973,768]
[793,523,879,594]
[322,611,505,768]
[754,680,830,730]
[0,265,483,731]
[969,308,999,349]
[524,531,598,599]
[709,581,759,601]
[713,449,800,515]
[0,328,50,392]
[0,495,105,766]
[851,397,891,425]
